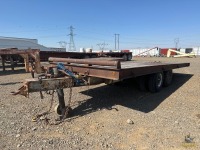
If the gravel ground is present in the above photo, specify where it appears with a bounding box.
[0,57,200,150]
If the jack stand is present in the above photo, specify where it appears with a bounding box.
[56,89,72,121]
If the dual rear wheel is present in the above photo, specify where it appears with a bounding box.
[138,70,173,93]
[122,54,132,61]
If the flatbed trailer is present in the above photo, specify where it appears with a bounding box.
[12,57,190,121]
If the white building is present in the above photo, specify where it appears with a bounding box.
[192,47,200,56]
[179,47,200,56]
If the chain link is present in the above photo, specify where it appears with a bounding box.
[32,90,55,123]
[67,78,73,107]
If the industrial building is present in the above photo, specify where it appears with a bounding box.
[0,36,65,52]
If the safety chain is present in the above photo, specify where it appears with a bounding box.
[67,78,73,108]
[32,90,55,124]
[32,73,56,124]
[32,65,88,125]
[32,78,74,125]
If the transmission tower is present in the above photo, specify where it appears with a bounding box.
[97,42,108,50]
[68,26,76,51]
[174,38,179,50]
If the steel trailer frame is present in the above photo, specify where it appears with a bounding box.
[12,57,190,120]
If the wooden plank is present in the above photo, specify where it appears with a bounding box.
[20,54,29,72]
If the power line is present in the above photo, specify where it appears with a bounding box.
[58,41,67,48]
[97,42,108,50]
[174,38,179,49]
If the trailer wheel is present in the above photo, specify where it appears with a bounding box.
[163,70,173,87]
[148,72,163,93]
[127,54,132,61]
[122,54,128,61]
[54,104,62,115]
[54,104,72,116]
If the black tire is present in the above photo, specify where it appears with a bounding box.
[127,54,132,61]
[54,104,72,116]
[148,72,164,93]
[122,54,128,61]
[137,75,148,91]
[54,104,62,116]
[163,70,173,87]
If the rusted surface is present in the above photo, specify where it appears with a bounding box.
[49,57,121,69]
[49,63,120,80]
[49,61,190,80]
[11,77,73,97]
[0,48,42,73]
[11,57,190,96]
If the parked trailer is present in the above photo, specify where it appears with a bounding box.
[0,48,132,72]
[12,57,189,120]
[39,51,132,61]
[0,48,40,72]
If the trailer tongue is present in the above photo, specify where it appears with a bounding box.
[12,57,190,121]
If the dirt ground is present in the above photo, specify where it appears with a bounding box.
[0,57,200,150]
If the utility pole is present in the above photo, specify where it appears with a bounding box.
[174,38,179,50]
[117,34,120,50]
[114,34,117,50]
[68,26,76,51]
[114,34,120,50]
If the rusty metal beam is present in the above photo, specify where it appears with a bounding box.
[49,64,120,80]
[28,50,42,74]
[0,48,42,73]
[19,54,29,72]
[11,77,73,97]
[49,57,121,69]
[48,61,190,81]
